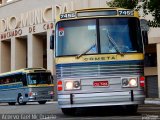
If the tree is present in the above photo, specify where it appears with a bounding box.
[143,0,160,23]
[107,0,160,24]
[107,0,139,10]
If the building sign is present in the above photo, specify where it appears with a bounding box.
[0,1,74,40]
[0,29,22,39]
[0,22,55,39]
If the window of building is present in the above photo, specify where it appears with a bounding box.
[144,44,157,67]
[7,0,13,3]
[144,53,157,67]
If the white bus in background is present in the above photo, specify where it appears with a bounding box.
[0,68,54,105]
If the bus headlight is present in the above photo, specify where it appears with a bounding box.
[122,77,137,88]
[65,81,73,90]
[122,78,129,87]
[129,78,137,87]
[29,92,38,96]
[73,81,80,89]
[65,80,81,90]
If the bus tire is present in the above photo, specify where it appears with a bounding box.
[125,105,138,114]
[38,101,47,104]
[61,108,76,116]
[8,102,16,105]
[17,95,26,105]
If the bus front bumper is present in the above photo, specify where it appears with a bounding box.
[58,90,145,108]
[28,96,53,102]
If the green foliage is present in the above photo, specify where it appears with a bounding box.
[143,0,160,23]
[107,0,160,24]
[107,0,139,9]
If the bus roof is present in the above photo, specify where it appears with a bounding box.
[0,68,51,78]
[57,7,139,21]
[75,7,127,12]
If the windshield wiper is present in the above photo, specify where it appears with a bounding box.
[76,43,96,59]
[106,29,124,56]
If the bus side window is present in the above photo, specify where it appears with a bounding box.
[4,77,15,84]
[9,76,15,83]
[51,75,54,84]
[4,78,10,84]
[0,78,4,84]
[14,75,20,82]
[14,74,27,86]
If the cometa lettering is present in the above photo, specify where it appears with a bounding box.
[84,56,116,61]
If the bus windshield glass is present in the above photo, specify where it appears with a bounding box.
[55,18,142,56]
[27,73,52,85]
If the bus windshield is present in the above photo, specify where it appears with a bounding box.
[27,73,52,85]
[55,18,143,56]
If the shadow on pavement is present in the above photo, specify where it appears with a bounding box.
[63,106,141,117]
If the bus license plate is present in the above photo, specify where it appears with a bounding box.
[93,81,109,87]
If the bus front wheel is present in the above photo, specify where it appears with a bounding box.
[38,101,47,104]
[61,108,76,116]
[125,105,138,114]
[17,95,26,105]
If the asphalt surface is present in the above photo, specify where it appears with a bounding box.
[0,101,160,120]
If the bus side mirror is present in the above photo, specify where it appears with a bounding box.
[51,75,54,80]
[50,34,54,49]
[140,19,149,45]
[142,31,148,45]
[51,75,54,84]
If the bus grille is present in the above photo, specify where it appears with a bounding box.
[56,61,144,79]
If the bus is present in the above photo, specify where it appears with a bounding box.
[51,8,146,115]
[0,68,54,105]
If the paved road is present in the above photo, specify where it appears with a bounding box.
[0,102,160,120]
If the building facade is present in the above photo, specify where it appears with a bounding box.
[0,0,159,98]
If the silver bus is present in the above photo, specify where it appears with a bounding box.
[51,7,146,115]
[0,68,54,105]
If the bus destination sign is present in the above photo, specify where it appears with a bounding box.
[118,10,134,16]
[60,13,76,19]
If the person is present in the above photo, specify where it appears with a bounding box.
[0,79,4,84]
[5,78,10,84]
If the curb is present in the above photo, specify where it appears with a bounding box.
[145,98,160,105]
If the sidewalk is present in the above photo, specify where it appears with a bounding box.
[145,98,160,105]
